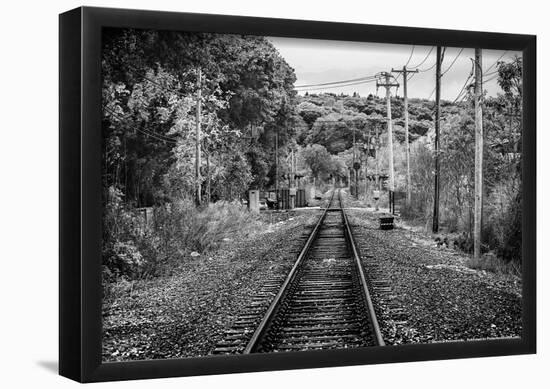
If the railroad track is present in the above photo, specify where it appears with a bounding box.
[213,188,384,354]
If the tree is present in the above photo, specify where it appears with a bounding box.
[101,29,298,206]
[301,144,336,181]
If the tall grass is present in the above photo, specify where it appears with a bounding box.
[465,254,521,277]
[102,189,264,280]
[152,199,262,254]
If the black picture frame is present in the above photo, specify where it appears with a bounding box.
[59,6,536,383]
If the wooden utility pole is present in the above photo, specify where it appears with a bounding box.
[295,148,300,188]
[392,66,419,207]
[374,123,381,211]
[206,150,211,204]
[195,68,202,206]
[432,47,443,233]
[275,129,279,209]
[352,126,359,199]
[474,48,483,259]
[364,127,371,198]
[288,148,294,188]
[377,72,400,193]
[375,123,380,191]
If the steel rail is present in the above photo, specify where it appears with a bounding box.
[338,191,386,346]
[243,190,336,354]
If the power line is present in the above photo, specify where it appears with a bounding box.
[484,74,499,83]
[418,60,437,73]
[441,48,465,76]
[410,46,434,68]
[456,90,470,104]
[454,73,500,105]
[296,118,386,124]
[484,51,508,73]
[392,73,402,94]
[289,119,389,129]
[136,127,177,143]
[104,105,178,143]
[294,75,378,89]
[404,45,415,67]
[451,73,473,104]
[450,60,500,105]
[451,60,474,104]
[419,47,446,73]
[425,48,498,104]
[296,78,378,91]
[426,47,448,100]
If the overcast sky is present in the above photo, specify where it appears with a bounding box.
[268,37,520,101]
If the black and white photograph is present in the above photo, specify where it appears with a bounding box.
[100,28,524,361]
[2,0,548,387]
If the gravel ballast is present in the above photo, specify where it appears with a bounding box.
[103,190,523,361]
[346,202,522,345]
[102,211,318,361]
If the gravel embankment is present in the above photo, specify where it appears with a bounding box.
[346,203,522,345]
[103,189,522,359]
[102,211,319,361]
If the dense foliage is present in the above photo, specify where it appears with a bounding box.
[102,29,298,279]
[102,29,298,206]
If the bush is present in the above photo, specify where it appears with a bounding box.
[104,241,144,277]
[465,252,521,276]
[484,179,522,263]
[102,186,145,281]
[102,189,263,280]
